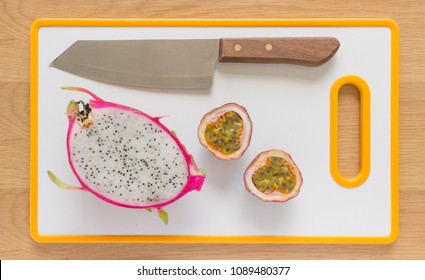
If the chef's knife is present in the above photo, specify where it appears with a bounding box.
[51,37,340,89]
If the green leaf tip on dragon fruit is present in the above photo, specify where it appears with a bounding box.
[47,170,82,191]
[48,86,206,225]
[157,208,169,225]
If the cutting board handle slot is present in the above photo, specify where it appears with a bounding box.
[330,75,371,188]
[337,84,360,178]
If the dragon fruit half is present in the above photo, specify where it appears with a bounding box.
[48,87,205,224]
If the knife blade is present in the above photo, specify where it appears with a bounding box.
[50,37,340,89]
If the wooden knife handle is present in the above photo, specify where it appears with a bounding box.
[219,37,340,66]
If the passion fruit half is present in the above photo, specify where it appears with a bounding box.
[244,149,303,202]
[197,103,252,160]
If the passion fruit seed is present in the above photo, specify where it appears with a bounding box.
[204,111,243,155]
[252,156,297,195]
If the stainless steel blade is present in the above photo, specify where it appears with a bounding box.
[51,39,220,89]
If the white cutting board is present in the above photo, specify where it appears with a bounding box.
[30,19,399,243]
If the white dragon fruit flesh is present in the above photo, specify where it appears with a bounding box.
[48,87,205,224]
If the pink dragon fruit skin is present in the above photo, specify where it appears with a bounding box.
[48,87,205,224]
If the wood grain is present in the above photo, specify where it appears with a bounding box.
[1,0,425,259]
[219,37,340,66]
[338,85,360,178]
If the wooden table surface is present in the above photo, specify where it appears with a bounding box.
[1,0,424,259]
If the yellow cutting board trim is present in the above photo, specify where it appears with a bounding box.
[330,75,371,188]
[30,18,399,244]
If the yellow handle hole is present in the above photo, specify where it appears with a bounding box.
[330,75,370,188]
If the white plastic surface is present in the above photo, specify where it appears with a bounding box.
[36,26,392,237]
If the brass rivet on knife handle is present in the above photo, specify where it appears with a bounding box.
[265,43,273,51]
[219,37,340,66]
[234,44,242,52]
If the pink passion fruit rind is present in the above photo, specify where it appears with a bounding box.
[197,103,253,160]
[244,149,303,202]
